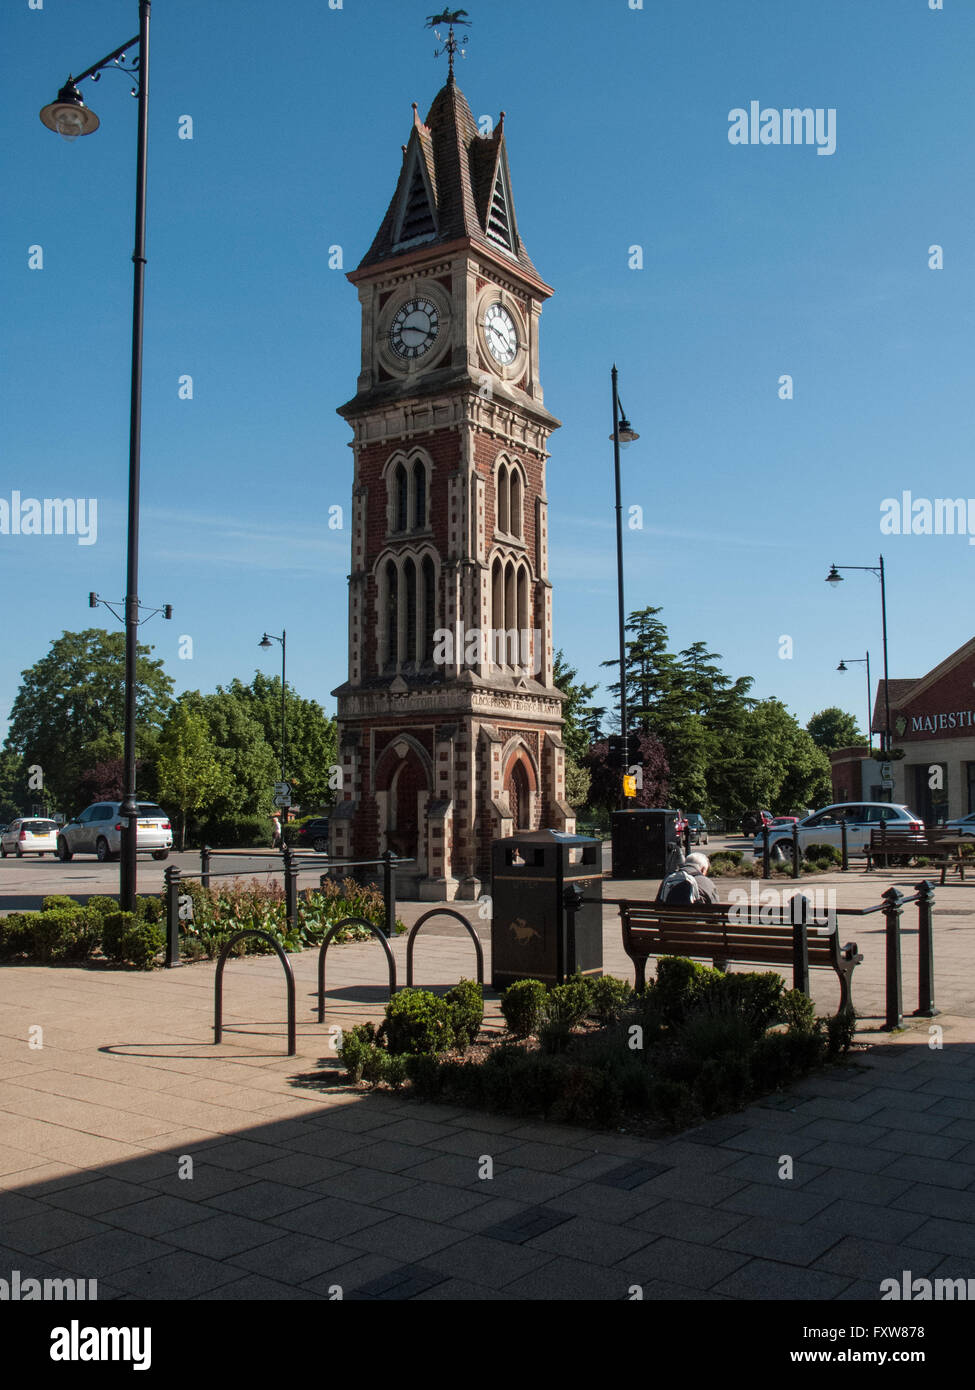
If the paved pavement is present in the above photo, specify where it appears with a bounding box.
[1,867,974,1301]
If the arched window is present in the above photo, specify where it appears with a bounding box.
[395,464,408,533]
[516,565,530,670]
[404,559,417,665]
[497,462,509,534]
[384,560,398,669]
[510,469,523,539]
[421,556,436,663]
[413,459,426,529]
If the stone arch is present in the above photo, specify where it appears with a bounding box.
[383,447,433,536]
[501,738,539,832]
[375,737,433,870]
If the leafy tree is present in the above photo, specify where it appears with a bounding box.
[564,758,591,810]
[553,650,602,765]
[228,674,338,811]
[180,688,277,842]
[583,730,669,818]
[156,705,230,849]
[2,629,172,812]
[0,748,28,822]
[807,707,864,752]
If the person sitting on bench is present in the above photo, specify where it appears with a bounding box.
[656,851,718,905]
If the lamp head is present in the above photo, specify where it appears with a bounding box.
[837,661,847,672]
[40,82,100,141]
[259,635,273,650]
[825,565,843,586]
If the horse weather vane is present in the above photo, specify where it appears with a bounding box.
[426,10,472,78]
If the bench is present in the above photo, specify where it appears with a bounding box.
[617,899,863,1014]
[866,828,968,883]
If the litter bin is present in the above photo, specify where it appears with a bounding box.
[611,809,682,880]
[490,830,603,990]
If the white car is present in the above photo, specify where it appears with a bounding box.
[1,818,60,857]
[945,812,975,837]
[56,801,172,862]
[753,802,924,862]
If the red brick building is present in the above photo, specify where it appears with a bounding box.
[329,72,574,899]
[830,637,975,824]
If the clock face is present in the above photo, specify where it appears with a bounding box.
[389,297,440,360]
[484,303,518,365]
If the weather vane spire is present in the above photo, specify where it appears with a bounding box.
[425,10,472,79]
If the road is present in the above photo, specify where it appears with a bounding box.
[0,834,745,914]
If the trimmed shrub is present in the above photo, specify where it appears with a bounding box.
[500,978,547,1037]
[824,1006,857,1058]
[751,1030,826,1092]
[803,843,842,867]
[444,979,483,1049]
[339,1022,378,1082]
[779,988,816,1035]
[693,1055,751,1114]
[101,912,163,969]
[703,971,785,1036]
[538,1019,574,1055]
[31,907,99,962]
[0,912,40,959]
[41,895,78,913]
[135,895,165,925]
[650,957,725,1026]
[405,1052,443,1098]
[380,988,455,1056]
[586,974,633,1025]
[101,912,140,963]
[550,1063,623,1127]
[544,976,591,1028]
[85,895,120,919]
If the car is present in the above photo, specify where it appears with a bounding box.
[56,801,173,863]
[769,816,799,829]
[1,818,59,857]
[740,809,774,837]
[292,817,331,852]
[945,812,975,837]
[752,802,924,863]
[686,813,708,846]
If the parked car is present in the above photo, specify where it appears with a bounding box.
[292,817,331,852]
[945,812,975,837]
[1,818,59,857]
[686,813,708,846]
[752,802,924,862]
[56,801,172,863]
[740,809,774,837]
[769,816,799,828]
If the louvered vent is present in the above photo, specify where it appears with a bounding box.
[486,166,513,250]
[398,162,436,244]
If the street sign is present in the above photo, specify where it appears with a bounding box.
[622,774,637,798]
[273,792,292,808]
[879,762,892,781]
[273,781,290,797]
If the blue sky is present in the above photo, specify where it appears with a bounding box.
[2,0,971,743]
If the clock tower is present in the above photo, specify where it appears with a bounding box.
[331,59,574,900]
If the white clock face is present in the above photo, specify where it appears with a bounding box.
[484,303,518,365]
[389,297,440,360]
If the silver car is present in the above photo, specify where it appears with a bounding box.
[753,802,924,862]
[1,817,59,857]
[57,801,172,863]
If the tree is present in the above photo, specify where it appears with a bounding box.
[552,650,602,765]
[182,688,278,842]
[155,706,230,849]
[0,748,28,822]
[807,707,864,752]
[3,629,172,812]
[228,674,338,810]
[583,730,669,818]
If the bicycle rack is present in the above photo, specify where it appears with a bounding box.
[317,917,397,1023]
[214,930,297,1057]
[405,909,485,988]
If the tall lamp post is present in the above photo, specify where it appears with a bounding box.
[825,557,891,757]
[610,366,639,808]
[837,653,873,756]
[259,632,288,790]
[40,3,151,912]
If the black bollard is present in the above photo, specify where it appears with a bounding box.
[882,886,904,1029]
[164,863,182,969]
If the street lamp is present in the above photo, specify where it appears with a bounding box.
[259,632,288,788]
[41,4,151,912]
[610,365,639,808]
[837,652,873,756]
[825,556,891,759]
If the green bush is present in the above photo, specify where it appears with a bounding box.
[779,988,816,1035]
[444,979,483,1050]
[380,988,455,1056]
[538,1019,574,1055]
[41,895,78,913]
[405,1052,444,1098]
[500,978,548,1037]
[824,1006,857,1058]
[544,976,591,1028]
[339,1022,378,1082]
[85,895,120,919]
[703,971,785,1036]
[709,851,742,870]
[0,912,40,959]
[135,895,165,924]
[803,843,842,866]
[750,1030,826,1092]
[585,975,633,1025]
[101,912,140,963]
[693,1055,750,1114]
[550,1063,623,1127]
[31,907,99,962]
[650,957,725,1026]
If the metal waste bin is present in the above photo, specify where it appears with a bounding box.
[611,809,682,880]
[490,830,603,989]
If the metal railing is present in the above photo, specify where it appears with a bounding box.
[317,917,398,1023]
[405,909,485,988]
[213,929,296,1057]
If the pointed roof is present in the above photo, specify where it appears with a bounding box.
[355,76,544,286]
[873,633,975,732]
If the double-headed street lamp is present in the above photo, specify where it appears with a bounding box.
[41,3,151,912]
[610,366,639,808]
[836,652,873,756]
[825,557,891,756]
[259,632,288,790]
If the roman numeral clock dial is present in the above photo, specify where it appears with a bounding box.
[483,302,518,365]
[389,297,440,360]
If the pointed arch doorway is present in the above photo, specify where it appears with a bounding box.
[505,757,533,832]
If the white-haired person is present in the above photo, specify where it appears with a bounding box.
[656,851,718,905]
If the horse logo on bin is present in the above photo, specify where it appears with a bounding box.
[509,918,540,946]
